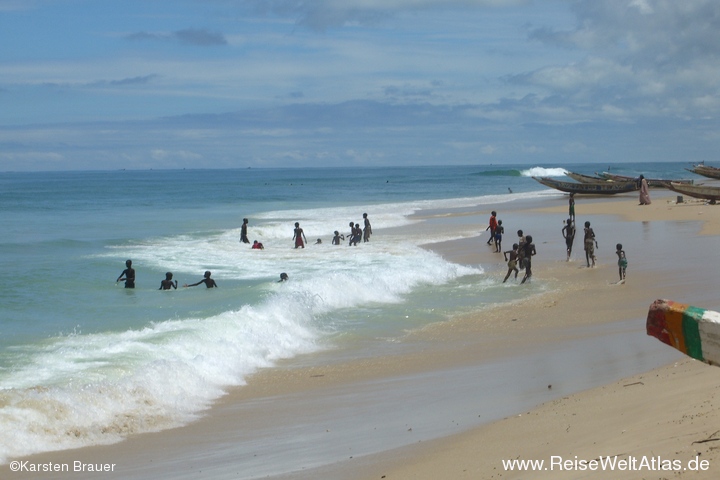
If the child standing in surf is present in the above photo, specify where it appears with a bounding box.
[616,244,627,283]
[293,222,307,249]
[502,243,520,283]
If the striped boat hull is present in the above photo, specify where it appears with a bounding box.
[646,299,720,366]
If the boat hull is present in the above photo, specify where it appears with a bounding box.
[532,177,638,195]
[564,171,610,184]
[666,182,720,202]
[686,166,720,180]
[647,299,720,367]
[597,172,693,188]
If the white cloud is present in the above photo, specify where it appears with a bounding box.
[240,0,531,31]
[480,145,498,155]
[629,0,653,15]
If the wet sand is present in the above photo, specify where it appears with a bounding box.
[6,189,720,479]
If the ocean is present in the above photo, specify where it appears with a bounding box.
[0,162,696,462]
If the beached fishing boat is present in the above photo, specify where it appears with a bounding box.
[666,182,720,202]
[597,172,694,188]
[532,176,638,194]
[647,299,720,366]
[686,165,720,180]
[564,171,611,184]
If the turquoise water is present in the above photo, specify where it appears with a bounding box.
[0,162,698,461]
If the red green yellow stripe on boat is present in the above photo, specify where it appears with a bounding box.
[646,299,720,366]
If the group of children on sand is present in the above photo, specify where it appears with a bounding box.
[500,229,536,285]
[485,211,535,285]
[486,195,628,285]
[568,194,627,283]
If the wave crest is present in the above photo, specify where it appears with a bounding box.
[519,167,568,177]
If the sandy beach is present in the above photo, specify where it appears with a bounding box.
[6,188,720,480]
[355,191,720,480]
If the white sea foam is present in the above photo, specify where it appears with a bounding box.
[251,193,556,238]
[0,288,321,461]
[519,166,569,177]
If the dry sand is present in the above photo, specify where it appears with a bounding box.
[6,189,720,480]
[532,194,720,236]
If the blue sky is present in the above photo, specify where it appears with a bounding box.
[1,0,720,171]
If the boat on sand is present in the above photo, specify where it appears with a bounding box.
[686,165,720,180]
[597,172,693,188]
[564,171,612,184]
[666,182,720,203]
[532,177,638,195]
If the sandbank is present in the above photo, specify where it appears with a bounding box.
[6,189,720,479]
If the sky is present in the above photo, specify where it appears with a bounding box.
[1,0,720,171]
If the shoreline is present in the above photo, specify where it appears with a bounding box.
[7,189,720,479]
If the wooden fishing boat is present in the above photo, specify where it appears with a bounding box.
[647,299,720,366]
[597,172,694,188]
[666,182,720,202]
[686,165,720,180]
[532,176,638,195]
[564,171,611,184]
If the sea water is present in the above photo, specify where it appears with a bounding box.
[0,162,696,461]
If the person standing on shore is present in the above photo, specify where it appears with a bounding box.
[638,175,651,205]
[116,259,136,289]
[520,235,536,284]
[293,222,307,249]
[562,218,576,261]
[363,213,372,242]
[568,193,575,222]
[583,221,598,268]
[240,218,250,244]
[486,211,497,245]
[494,220,504,253]
[616,244,627,283]
[503,243,520,283]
